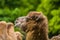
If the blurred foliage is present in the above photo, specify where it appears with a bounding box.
[0,0,60,38]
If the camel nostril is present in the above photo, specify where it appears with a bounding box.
[16,21,18,23]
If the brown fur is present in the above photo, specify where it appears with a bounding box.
[0,21,13,40]
[7,22,23,40]
[7,22,17,40]
[0,21,23,40]
[15,32,23,40]
[19,11,48,40]
[0,21,7,40]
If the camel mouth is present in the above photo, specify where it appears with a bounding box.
[15,22,21,27]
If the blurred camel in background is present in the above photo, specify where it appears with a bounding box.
[0,21,23,40]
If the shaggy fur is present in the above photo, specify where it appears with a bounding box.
[0,21,22,40]
[7,22,17,40]
[16,11,48,40]
[26,11,48,40]
[7,22,23,40]
[0,21,13,40]
[0,21,7,40]
[15,32,23,40]
[0,21,23,40]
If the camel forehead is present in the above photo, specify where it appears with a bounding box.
[27,12,42,17]
[16,16,26,22]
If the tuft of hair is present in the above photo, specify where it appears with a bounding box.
[15,31,23,40]
[0,21,7,29]
[7,22,17,40]
[51,34,60,40]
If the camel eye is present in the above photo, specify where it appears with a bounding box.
[26,17,32,22]
[26,18,29,22]
[16,21,18,23]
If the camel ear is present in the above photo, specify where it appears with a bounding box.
[36,16,40,21]
[26,13,41,22]
[35,13,44,22]
[26,11,44,22]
